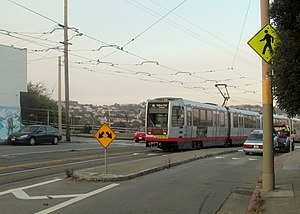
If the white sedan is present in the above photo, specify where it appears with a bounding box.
[243,130,263,155]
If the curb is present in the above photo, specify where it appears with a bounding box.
[73,149,238,182]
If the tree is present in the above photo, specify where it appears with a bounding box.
[269,0,300,116]
[20,82,58,124]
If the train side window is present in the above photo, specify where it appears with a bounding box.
[220,111,225,127]
[187,110,192,126]
[244,116,249,128]
[257,118,260,128]
[207,110,213,126]
[200,109,206,126]
[239,115,244,127]
[214,111,219,127]
[233,113,238,128]
[193,108,200,126]
[172,106,184,127]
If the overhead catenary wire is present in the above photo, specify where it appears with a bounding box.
[3,0,262,105]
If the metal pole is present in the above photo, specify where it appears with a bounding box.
[64,0,70,141]
[105,148,107,174]
[261,0,274,192]
[58,56,62,133]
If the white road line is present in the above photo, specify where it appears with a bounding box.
[0,178,61,196]
[249,158,259,161]
[148,153,158,156]
[34,183,120,214]
[12,189,82,200]
[215,156,225,159]
[133,153,140,156]
[232,157,241,160]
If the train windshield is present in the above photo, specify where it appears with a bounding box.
[147,102,168,128]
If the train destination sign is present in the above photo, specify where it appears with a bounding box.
[94,123,116,148]
[248,23,279,63]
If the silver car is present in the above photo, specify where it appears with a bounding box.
[243,130,263,155]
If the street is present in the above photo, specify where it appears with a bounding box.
[0,138,267,214]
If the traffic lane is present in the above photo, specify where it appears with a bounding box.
[0,178,120,214]
[0,138,142,156]
[54,151,263,214]
[0,146,165,185]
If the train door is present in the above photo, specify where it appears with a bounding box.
[186,107,193,140]
[239,114,244,137]
[213,111,220,146]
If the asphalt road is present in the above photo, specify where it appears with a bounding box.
[0,150,263,214]
[0,138,152,185]
[1,139,295,214]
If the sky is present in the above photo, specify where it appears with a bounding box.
[0,0,265,106]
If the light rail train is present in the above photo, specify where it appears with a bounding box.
[145,97,300,151]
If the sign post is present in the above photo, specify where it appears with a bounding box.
[248,0,277,192]
[94,123,117,174]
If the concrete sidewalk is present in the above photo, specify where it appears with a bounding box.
[260,149,300,213]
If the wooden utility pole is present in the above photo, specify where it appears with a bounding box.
[261,0,274,192]
[58,56,62,133]
[64,0,70,141]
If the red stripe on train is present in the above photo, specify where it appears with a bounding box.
[145,136,247,142]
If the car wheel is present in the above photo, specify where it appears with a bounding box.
[29,137,36,146]
[52,136,59,145]
[135,139,139,143]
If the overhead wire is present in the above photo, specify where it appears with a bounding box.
[4,0,262,104]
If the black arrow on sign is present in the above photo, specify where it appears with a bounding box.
[106,131,112,139]
[98,131,104,139]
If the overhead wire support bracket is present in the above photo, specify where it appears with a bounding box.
[215,84,230,107]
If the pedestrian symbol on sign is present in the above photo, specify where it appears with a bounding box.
[260,30,274,55]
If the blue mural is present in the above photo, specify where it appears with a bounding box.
[0,106,21,141]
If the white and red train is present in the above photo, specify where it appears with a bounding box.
[145,97,300,151]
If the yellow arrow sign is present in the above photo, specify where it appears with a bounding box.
[248,23,279,63]
[94,123,116,148]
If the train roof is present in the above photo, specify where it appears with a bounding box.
[148,97,227,111]
[228,107,260,116]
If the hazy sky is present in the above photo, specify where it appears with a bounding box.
[0,0,264,106]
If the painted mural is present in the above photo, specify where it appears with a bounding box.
[0,106,21,141]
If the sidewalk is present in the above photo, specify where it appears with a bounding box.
[260,149,300,213]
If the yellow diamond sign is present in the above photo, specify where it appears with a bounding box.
[248,23,279,63]
[94,123,116,148]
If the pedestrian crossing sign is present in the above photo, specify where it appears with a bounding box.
[248,23,279,63]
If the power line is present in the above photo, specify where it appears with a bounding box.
[7,0,60,25]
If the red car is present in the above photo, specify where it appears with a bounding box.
[133,128,146,143]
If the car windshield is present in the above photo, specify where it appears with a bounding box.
[21,126,39,133]
[248,133,263,141]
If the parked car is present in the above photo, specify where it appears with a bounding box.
[243,130,263,155]
[274,125,295,152]
[7,125,62,146]
[133,128,146,143]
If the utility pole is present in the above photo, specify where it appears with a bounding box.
[64,0,70,141]
[261,0,274,192]
[58,56,62,133]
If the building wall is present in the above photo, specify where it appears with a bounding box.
[0,44,27,140]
